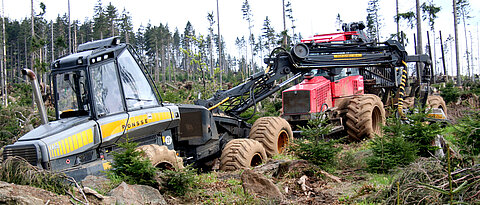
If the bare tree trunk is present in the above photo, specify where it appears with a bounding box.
[2,0,6,107]
[217,0,222,88]
[439,31,448,81]
[453,0,462,86]
[396,0,399,41]
[51,21,54,62]
[282,0,287,48]
[161,44,165,83]
[470,31,475,82]
[68,0,71,54]
[463,17,471,80]
[415,0,423,86]
[477,23,479,79]
[30,0,34,71]
[155,38,159,84]
[432,30,437,80]
[74,23,77,53]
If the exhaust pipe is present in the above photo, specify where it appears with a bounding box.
[22,69,49,125]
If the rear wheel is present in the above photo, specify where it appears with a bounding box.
[345,94,386,141]
[427,95,447,115]
[249,117,293,157]
[403,97,415,108]
[136,144,184,170]
[402,96,447,116]
[220,139,267,171]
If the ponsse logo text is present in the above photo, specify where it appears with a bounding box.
[122,118,149,130]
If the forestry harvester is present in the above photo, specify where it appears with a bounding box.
[2,22,446,180]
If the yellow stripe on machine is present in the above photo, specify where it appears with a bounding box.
[68,136,74,153]
[334,54,362,58]
[73,134,78,150]
[100,119,127,139]
[82,131,88,145]
[49,128,94,158]
[77,132,83,148]
[87,130,93,143]
[61,140,66,155]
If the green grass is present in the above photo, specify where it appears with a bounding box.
[226,178,242,186]
[199,184,259,205]
[196,172,218,184]
[367,173,395,188]
[271,152,299,161]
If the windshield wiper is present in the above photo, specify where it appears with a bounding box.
[126,97,152,102]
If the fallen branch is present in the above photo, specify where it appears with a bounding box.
[320,170,341,183]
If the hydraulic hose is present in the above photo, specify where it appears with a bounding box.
[397,61,408,118]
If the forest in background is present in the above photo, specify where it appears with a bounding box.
[0,0,475,98]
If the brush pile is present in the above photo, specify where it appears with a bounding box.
[384,158,480,204]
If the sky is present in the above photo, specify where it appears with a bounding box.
[3,0,480,75]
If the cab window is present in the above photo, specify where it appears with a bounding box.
[54,70,89,118]
[117,50,158,110]
[90,61,124,117]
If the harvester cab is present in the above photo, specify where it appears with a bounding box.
[4,37,181,179]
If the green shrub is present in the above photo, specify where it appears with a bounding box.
[159,165,198,196]
[452,111,480,157]
[367,136,418,173]
[0,105,39,147]
[293,116,341,169]
[108,140,157,187]
[403,108,443,157]
[366,108,444,173]
[439,82,460,104]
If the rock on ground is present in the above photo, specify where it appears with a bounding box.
[107,182,167,205]
[81,175,112,192]
[0,181,71,205]
[241,169,284,200]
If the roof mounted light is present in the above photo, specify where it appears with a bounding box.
[90,52,114,65]
[77,57,83,65]
[78,36,121,52]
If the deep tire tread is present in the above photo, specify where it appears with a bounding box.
[136,144,184,170]
[344,94,386,141]
[220,139,267,171]
[249,117,293,157]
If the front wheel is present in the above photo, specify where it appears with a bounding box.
[136,144,184,170]
[249,117,293,157]
[344,94,386,141]
[220,139,267,171]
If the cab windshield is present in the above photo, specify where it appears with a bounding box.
[315,68,359,81]
[54,69,90,119]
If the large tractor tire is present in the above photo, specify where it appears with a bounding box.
[402,96,447,115]
[136,144,184,170]
[427,95,448,115]
[403,96,415,108]
[249,117,293,157]
[345,94,386,141]
[220,139,267,171]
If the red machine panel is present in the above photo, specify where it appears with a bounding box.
[301,31,360,44]
[331,75,364,98]
[282,76,332,115]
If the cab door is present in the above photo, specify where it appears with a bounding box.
[89,60,129,147]
[116,49,174,144]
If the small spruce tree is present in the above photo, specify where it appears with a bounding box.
[109,140,158,187]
